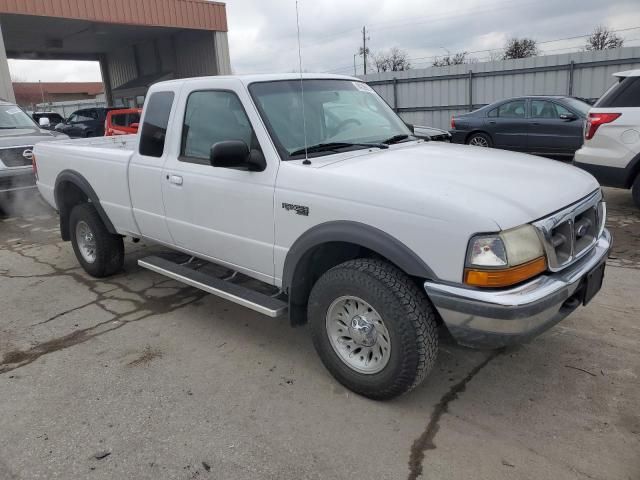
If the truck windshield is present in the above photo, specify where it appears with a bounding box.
[0,105,38,129]
[249,79,413,160]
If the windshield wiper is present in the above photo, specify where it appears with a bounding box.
[290,142,388,157]
[382,134,413,144]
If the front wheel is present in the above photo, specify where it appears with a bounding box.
[308,259,438,400]
[69,203,124,278]
[467,132,492,147]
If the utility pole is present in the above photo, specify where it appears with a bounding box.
[362,26,368,75]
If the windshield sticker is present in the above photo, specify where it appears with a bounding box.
[6,108,22,115]
[352,82,375,93]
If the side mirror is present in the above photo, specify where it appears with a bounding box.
[210,140,266,172]
[39,117,50,127]
[559,113,577,121]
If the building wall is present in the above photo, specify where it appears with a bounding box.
[105,30,230,97]
[361,47,640,130]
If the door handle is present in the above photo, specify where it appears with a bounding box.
[488,121,496,124]
[168,175,183,186]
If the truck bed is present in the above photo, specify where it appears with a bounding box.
[35,135,140,235]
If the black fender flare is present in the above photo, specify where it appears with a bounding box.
[282,220,436,292]
[54,169,117,240]
[282,221,437,325]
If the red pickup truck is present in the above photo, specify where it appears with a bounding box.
[105,108,141,136]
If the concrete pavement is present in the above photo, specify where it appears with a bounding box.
[0,190,638,480]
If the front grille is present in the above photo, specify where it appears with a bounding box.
[533,191,605,272]
[0,145,34,167]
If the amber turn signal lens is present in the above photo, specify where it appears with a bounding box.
[464,257,547,288]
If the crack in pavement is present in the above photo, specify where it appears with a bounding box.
[0,241,207,375]
[407,349,504,480]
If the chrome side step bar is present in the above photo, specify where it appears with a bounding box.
[138,256,287,318]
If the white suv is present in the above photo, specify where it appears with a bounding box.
[574,69,640,207]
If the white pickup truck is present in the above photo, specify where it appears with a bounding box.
[35,74,611,399]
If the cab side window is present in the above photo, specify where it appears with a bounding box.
[139,91,175,158]
[180,90,260,165]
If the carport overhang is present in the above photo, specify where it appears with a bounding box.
[0,0,230,105]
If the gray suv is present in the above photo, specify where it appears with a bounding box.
[0,101,69,214]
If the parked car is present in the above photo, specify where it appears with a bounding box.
[450,96,592,157]
[411,124,451,142]
[0,101,68,215]
[574,69,640,207]
[54,107,115,138]
[32,111,65,130]
[105,108,142,136]
[35,74,610,400]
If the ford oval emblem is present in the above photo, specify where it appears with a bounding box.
[22,149,34,161]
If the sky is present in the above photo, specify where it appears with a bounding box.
[7,0,640,82]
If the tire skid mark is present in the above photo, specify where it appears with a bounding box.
[407,349,504,480]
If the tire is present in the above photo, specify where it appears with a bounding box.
[69,203,124,278]
[308,258,438,400]
[467,132,492,148]
[633,174,640,209]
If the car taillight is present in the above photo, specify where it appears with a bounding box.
[32,154,38,181]
[450,116,456,129]
[585,112,621,140]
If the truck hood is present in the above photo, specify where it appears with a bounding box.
[0,127,68,148]
[318,142,599,229]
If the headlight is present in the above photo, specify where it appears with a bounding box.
[465,225,546,288]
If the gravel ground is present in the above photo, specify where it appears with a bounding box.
[0,188,638,480]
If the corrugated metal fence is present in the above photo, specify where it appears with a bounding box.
[360,46,640,130]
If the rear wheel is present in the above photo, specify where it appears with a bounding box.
[632,174,640,209]
[467,132,492,147]
[308,259,439,400]
[69,203,124,277]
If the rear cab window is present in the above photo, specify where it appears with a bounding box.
[595,77,640,108]
[139,92,175,158]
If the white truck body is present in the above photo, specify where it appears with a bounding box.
[35,74,611,399]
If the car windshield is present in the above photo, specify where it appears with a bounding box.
[249,79,412,159]
[0,105,38,129]
[564,98,591,116]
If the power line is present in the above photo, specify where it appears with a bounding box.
[324,25,640,73]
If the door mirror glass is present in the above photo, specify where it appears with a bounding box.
[38,117,50,127]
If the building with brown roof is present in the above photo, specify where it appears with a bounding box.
[13,82,104,108]
[0,0,230,106]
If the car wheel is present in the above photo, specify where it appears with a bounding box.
[308,258,438,400]
[467,132,492,147]
[69,203,124,278]
[633,174,640,209]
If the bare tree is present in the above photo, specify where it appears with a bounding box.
[432,52,468,67]
[586,26,624,51]
[372,47,411,72]
[503,38,538,59]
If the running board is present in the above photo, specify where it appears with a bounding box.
[138,256,287,318]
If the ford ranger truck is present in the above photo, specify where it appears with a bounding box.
[34,74,611,400]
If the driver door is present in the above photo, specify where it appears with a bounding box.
[161,81,279,283]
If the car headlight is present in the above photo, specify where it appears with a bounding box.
[465,225,546,287]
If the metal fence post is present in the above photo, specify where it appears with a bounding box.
[468,69,473,111]
[568,61,575,96]
[393,77,398,112]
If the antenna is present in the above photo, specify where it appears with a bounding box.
[295,0,311,165]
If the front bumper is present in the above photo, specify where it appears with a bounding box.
[0,167,36,194]
[424,229,611,349]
